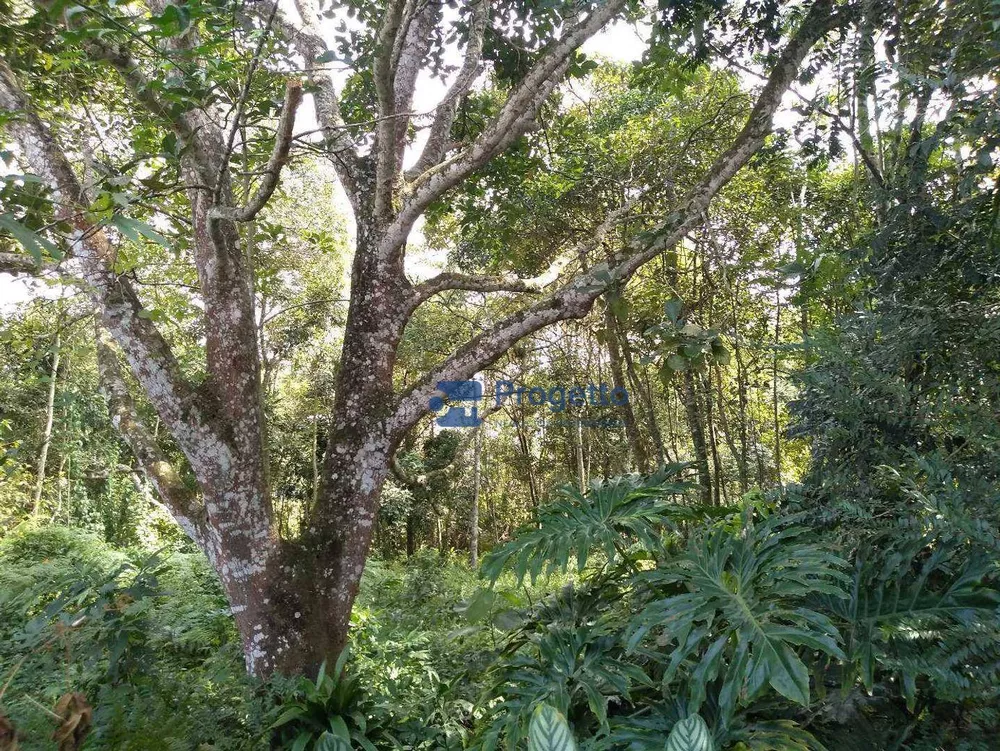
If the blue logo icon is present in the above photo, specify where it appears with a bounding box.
[429,380,483,427]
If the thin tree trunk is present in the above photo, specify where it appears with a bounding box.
[512,407,539,512]
[622,335,667,466]
[470,424,482,568]
[702,371,725,506]
[604,305,648,473]
[33,330,61,516]
[680,370,713,504]
[311,415,320,506]
[50,455,66,522]
[730,285,751,491]
[773,287,782,486]
[406,514,417,557]
[714,367,743,495]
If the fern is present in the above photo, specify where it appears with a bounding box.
[827,533,1000,707]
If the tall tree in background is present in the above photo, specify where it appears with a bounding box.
[0,0,847,675]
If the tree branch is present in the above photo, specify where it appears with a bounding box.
[392,0,442,170]
[407,194,639,313]
[0,60,233,487]
[95,326,207,544]
[386,0,845,439]
[76,27,218,185]
[412,271,544,298]
[381,0,626,256]
[209,80,303,223]
[281,0,363,205]
[214,0,282,202]
[0,251,54,275]
[372,0,412,219]
[406,0,490,181]
[390,399,501,487]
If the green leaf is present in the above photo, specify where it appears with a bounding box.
[315,731,352,751]
[154,3,190,34]
[764,641,811,706]
[353,735,378,751]
[664,298,683,324]
[658,361,674,387]
[332,644,351,681]
[329,716,350,739]
[463,588,495,623]
[666,353,688,371]
[0,213,61,263]
[711,342,731,365]
[665,714,714,751]
[110,215,169,247]
[528,703,577,751]
[316,659,328,690]
[269,705,307,729]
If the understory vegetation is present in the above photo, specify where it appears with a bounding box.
[2,453,998,749]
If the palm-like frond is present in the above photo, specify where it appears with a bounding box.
[481,464,710,584]
[826,533,1000,707]
[630,513,849,718]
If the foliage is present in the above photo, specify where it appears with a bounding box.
[528,703,577,751]
[0,0,997,746]
[632,513,847,714]
[481,464,699,584]
[269,648,384,751]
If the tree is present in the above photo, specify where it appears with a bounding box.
[0,0,849,676]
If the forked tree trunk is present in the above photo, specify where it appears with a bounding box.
[237,223,410,676]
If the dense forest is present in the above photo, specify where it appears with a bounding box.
[0,0,998,747]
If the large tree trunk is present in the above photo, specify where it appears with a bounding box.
[248,222,410,676]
